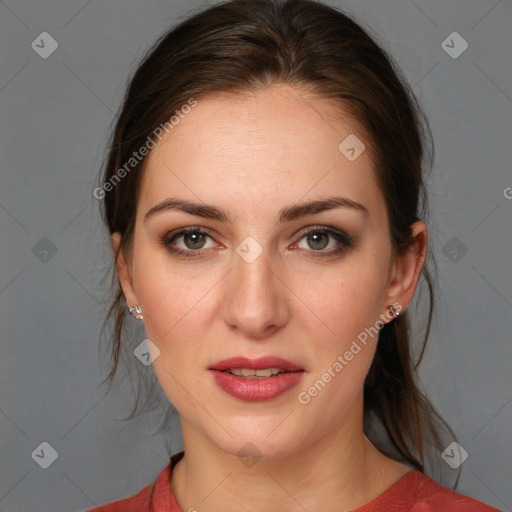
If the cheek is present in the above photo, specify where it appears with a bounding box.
[139,272,213,411]
[299,259,389,345]
[137,271,214,354]
[293,256,390,394]
[130,234,211,336]
[293,272,386,418]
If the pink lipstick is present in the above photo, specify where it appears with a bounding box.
[209,356,304,401]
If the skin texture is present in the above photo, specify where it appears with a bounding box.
[112,84,428,512]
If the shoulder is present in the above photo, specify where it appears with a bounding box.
[88,483,154,512]
[377,470,502,512]
[86,458,175,512]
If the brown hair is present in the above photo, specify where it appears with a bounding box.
[98,0,456,478]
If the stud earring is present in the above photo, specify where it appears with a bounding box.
[387,304,399,320]
[129,304,143,321]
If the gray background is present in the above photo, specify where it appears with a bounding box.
[1,0,511,510]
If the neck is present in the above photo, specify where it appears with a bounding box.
[171,399,410,512]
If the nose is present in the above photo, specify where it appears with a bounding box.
[221,247,290,339]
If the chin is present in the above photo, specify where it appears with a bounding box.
[205,419,309,463]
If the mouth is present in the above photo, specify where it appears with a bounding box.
[209,356,305,401]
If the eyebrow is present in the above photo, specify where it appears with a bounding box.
[143,196,368,224]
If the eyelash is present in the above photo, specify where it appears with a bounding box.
[160,225,353,260]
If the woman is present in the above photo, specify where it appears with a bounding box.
[90,0,500,510]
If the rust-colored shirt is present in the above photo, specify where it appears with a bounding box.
[88,452,500,511]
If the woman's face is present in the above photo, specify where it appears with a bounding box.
[115,84,423,460]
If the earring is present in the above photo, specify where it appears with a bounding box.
[129,304,143,321]
[387,305,399,320]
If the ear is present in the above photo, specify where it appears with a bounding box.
[111,232,139,307]
[385,220,428,312]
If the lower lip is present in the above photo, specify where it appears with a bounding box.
[210,370,304,401]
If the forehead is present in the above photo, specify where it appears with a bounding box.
[139,84,382,220]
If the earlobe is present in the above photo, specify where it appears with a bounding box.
[110,232,139,307]
[386,220,428,312]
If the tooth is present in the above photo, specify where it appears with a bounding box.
[255,369,272,377]
[228,368,284,378]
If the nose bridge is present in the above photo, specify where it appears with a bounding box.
[222,239,289,336]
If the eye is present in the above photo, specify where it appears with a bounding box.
[293,226,353,257]
[161,227,217,258]
[160,225,353,260]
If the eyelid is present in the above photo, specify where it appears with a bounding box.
[293,224,351,242]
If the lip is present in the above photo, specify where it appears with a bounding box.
[209,356,303,372]
[209,356,304,402]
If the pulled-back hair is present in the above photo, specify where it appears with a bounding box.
[98,0,455,480]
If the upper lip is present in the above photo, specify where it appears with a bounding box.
[209,356,303,372]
